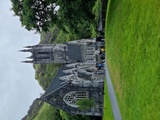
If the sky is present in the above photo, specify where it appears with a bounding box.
[0,1,44,120]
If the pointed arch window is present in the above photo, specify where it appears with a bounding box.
[63,91,89,108]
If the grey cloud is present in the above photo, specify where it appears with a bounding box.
[0,1,43,120]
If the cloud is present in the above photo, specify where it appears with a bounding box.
[0,1,44,120]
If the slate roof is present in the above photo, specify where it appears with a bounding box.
[44,65,69,95]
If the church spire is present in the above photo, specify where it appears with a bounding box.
[19,49,32,52]
[24,45,38,48]
[24,46,32,48]
[21,60,33,63]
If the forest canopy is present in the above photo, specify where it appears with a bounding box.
[11,0,96,33]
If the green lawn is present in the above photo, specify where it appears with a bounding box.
[103,79,114,120]
[105,0,160,119]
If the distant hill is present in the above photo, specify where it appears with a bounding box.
[21,99,43,120]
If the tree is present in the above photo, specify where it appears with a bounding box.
[56,0,95,35]
[76,98,96,110]
[11,0,95,34]
[11,0,58,32]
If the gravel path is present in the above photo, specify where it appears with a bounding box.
[105,61,122,120]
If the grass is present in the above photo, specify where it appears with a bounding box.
[103,79,114,120]
[105,0,160,119]
[33,103,61,120]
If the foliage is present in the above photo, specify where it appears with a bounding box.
[30,103,101,120]
[33,103,61,120]
[92,0,101,22]
[54,25,82,43]
[60,110,98,120]
[90,0,101,38]
[22,100,44,120]
[105,0,160,119]
[34,63,61,90]
[11,0,58,32]
[76,99,95,110]
[11,0,96,34]
[40,26,59,44]
[56,0,95,37]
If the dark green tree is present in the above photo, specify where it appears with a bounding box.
[56,0,95,36]
[11,0,95,34]
[11,0,58,32]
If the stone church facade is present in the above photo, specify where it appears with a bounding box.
[21,38,105,116]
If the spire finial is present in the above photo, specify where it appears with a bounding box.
[19,49,32,52]
[21,60,33,63]
[24,46,32,48]
[24,45,38,48]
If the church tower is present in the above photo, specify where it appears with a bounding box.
[21,39,99,64]
[21,44,67,64]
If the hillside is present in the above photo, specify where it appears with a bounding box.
[22,99,44,120]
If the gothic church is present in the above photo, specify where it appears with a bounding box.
[21,38,105,116]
